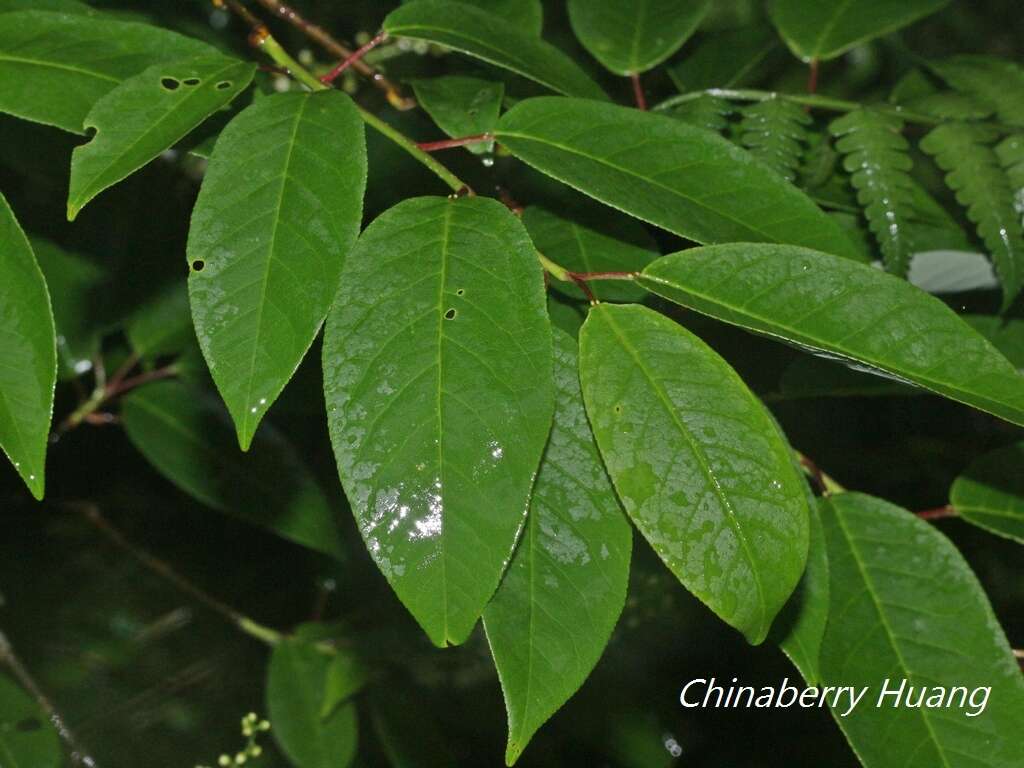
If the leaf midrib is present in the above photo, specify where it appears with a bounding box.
[596,306,767,634]
[0,52,120,83]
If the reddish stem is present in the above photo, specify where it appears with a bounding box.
[630,72,647,111]
[916,505,958,521]
[321,32,387,85]
[807,59,820,94]
[416,133,494,152]
[568,270,637,282]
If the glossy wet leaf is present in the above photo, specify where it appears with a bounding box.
[126,282,194,361]
[323,196,554,647]
[567,0,710,76]
[769,0,952,62]
[579,303,809,643]
[521,206,657,302]
[0,10,214,133]
[267,634,358,768]
[188,90,366,449]
[484,329,632,765]
[950,442,1024,544]
[121,379,343,559]
[411,76,502,155]
[0,193,55,500]
[775,497,829,684]
[639,244,1024,427]
[818,493,1024,767]
[383,1,606,100]
[67,54,255,219]
[668,24,779,91]
[496,97,859,259]
[0,674,61,768]
[31,238,107,380]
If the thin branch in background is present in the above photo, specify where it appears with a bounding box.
[320,31,388,84]
[70,503,284,647]
[252,0,415,109]
[0,630,97,767]
[916,505,958,521]
[630,72,647,111]
[417,132,493,152]
[55,362,178,437]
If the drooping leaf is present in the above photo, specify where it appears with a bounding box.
[383,1,606,100]
[31,238,107,380]
[668,24,779,92]
[0,10,215,133]
[639,244,1024,427]
[662,93,734,134]
[521,206,657,302]
[67,54,255,219]
[769,0,952,62]
[187,90,366,449]
[739,97,811,182]
[566,0,710,76]
[410,76,502,155]
[579,303,809,643]
[950,442,1024,544]
[121,379,343,560]
[496,97,859,259]
[267,630,358,768]
[0,193,55,500]
[0,674,61,768]
[484,329,632,765]
[818,492,1024,767]
[775,497,829,685]
[323,196,554,647]
[929,56,1024,128]
[830,108,918,275]
[996,133,1024,228]
[920,122,1024,309]
[125,282,194,361]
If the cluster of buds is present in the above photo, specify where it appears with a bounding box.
[196,712,271,768]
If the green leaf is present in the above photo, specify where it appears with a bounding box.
[738,97,811,183]
[0,674,61,768]
[267,634,358,768]
[410,76,502,155]
[920,123,1024,310]
[323,196,554,647]
[496,97,859,260]
[830,108,918,276]
[31,238,107,380]
[403,0,543,36]
[818,492,1024,767]
[639,244,1024,427]
[383,1,606,100]
[662,93,734,134]
[996,133,1024,228]
[777,353,917,400]
[67,54,255,219]
[0,0,92,12]
[320,650,369,720]
[930,56,1024,128]
[963,315,1024,370]
[521,206,657,302]
[0,193,55,500]
[126,282,194,361]
[578,303,809,643]
[0,10,215,133]
[668,24,779,92]
[950,442,1024,544]
[775,497,829,684]
[187,90,366,449]
[769,0,952,62]
[121,379,343,560]
[483,329,632,765]
[566,0,710,76]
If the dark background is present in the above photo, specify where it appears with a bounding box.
[1,1,1022,765]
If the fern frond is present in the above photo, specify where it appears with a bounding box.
[929,56,1024,128]
[829,109,918,276]
[921,123,1024,309]
[738,98,811,182]
[902,92,993,121]
[798,131,859,210]
[664,94,733,134]
[996,134,1024,227]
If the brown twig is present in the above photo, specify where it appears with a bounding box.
[916,505,958,521]
[56,362,178,436]
[0,630,96,766]
[321,31,388,84]
[251,0,415,109]
[417,132,494,152]
[630,72,647,111]
[807,59,820,94]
